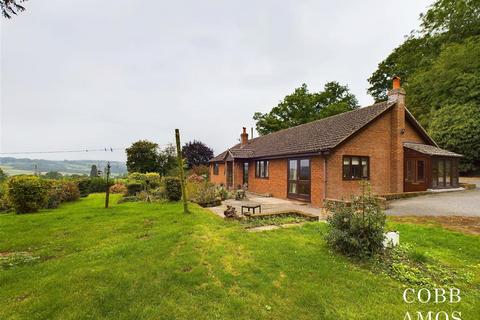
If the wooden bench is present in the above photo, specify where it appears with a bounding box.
[241,203,261,215]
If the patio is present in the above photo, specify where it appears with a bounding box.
[207,192,326,219]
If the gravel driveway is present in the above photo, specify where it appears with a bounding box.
[386,178,480,217]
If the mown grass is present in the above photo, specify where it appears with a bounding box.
[0,194,479,319]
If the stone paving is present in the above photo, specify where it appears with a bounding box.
[207,193,326,219]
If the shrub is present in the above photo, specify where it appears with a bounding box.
[89,177,109,193]
[215,185,232,200]
[77,178,91,197]
[0,182,11,212]
[110,183,127,195]
[61,181,80,202]
[186,173,205,183]
[190,181,220,207]
[126,182,144,196]
[45,181,64,209]
[325,182,386,258]
[7,176,48,214]
[164,177,182,201]
[43,180,80,209]
[144,172,162,188]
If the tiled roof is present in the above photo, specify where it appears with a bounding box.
[210,101,395,161]
[404,142,462,157]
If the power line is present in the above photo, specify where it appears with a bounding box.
[0,144,175,155]
[0,147,126,155]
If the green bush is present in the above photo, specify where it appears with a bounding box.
[126,182,144,196]
[190,181,220,207]
[7,176,48,214]
[44,180,63,209]
[430,103,480,173]
[164,177,182,201]
[0,182,11,212]
[126,172,162,189]
[43,180,81,209]
[77,178,91,197]
[144,172,162,188]
[61,181,80,202]
[325,182,386,258]
[89,177,109,193]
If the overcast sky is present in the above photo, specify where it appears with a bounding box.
[1,0,432,161]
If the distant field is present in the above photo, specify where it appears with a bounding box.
[0,165,34,176]
[0,157,127,176]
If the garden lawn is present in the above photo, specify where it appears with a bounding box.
[1,194,479,319]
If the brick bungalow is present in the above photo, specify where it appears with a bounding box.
[208,78,462,207]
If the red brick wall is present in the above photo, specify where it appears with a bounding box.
[310,156,325,207]
[247,159,288,198]
[210,162,226,185]
[326,109,393,201]
[404,120,426,143]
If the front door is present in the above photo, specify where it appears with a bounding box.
[404,157,428,192]
[288,159,311,201]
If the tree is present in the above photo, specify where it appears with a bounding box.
[367,0,480,102]
[253,82,358,135]
[182,140,214,169]
[406,36,480,126]
[1,0,26,19]
[90,165,99,178]
[44,171,63,180]
[430,103,480,173]
[0,168,7,182]
[158,144,178,176]
[126,140,161,173]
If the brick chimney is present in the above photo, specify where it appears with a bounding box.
[388,76,406,193]
[240,127,248,145]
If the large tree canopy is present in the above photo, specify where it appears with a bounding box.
[407,36,480,126]
[182,140,213,169]
[430,103,480,173]
[368,0,480,102]
[253,82,358,135]
[126,140,177,175]
[126,140,161,174]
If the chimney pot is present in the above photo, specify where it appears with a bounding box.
[392,76,401,89]
[240,127,248,145]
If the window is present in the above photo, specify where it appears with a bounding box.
[417,160,425,181]
[342,156,369,180]
[255,160,269,178]
[213,163,219,175]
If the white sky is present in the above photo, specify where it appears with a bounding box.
[0,0,432,161]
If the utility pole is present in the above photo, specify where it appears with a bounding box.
[175,129,189,214]
[105,162,111,208]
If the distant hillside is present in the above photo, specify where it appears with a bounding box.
[0,157,127,177]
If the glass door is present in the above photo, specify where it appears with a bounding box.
[243,162,248,186]
[288,159,311,200]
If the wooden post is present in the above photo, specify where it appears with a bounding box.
[105,162,111,208]
[175,129,189,214]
